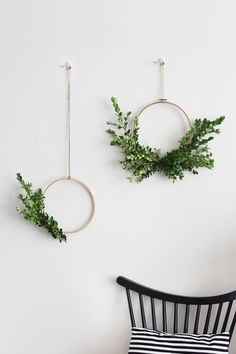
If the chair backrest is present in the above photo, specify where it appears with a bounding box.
[117,276,236,341]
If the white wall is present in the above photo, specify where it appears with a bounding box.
[1,0,236,353]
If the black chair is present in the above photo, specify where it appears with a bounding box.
[117,276,236,341]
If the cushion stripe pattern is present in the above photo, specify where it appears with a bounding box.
[128,327,230,354]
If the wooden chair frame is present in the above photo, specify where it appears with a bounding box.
[117,276,236,341]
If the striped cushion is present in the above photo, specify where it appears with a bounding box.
[129,327,230,354]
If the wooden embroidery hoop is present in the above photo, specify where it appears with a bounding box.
[136,58,192,128]
[43,63,95,234]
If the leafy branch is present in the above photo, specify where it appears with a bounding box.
[106,97,224,182]
[16,173,66,242]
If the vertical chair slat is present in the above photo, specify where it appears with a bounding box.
[139,293,147,328]
[213,303,223,334]
[184,304,190,333]
[174,303,178,333]
[151,298,157,330]
[204,304,212,333]
[126,288,136,327]
[229,310,236,337]
[194,305,201,334]
[222,301,233,332]
[162,301,167,332]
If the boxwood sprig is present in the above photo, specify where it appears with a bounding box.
[16,173,66,242]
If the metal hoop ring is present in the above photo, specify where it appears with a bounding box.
[136,100,192,128]
[43,177,95,234]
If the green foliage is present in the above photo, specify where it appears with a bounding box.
[106,97,224,182]
[16,173,66,242]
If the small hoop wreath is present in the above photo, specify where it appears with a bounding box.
[106,97,224,182]
[16,174,95,243]
[16,63,95,243]
[43,177,95,234]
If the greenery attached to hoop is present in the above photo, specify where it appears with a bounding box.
[106,97,224,182]
[16,173,66,242]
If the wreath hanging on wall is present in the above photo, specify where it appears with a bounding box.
[106,97,224,182]
[16,63,95,242]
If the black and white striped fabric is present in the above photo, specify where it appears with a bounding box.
[129,327,230,354]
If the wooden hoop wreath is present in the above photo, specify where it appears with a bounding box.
[106,59,225,182]
[16,63,95,242]
[42,63,95,234]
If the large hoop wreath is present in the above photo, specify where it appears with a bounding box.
[106,97,224,182]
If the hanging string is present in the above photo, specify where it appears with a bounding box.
[60,62,72,179]
[153,58,165,100]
